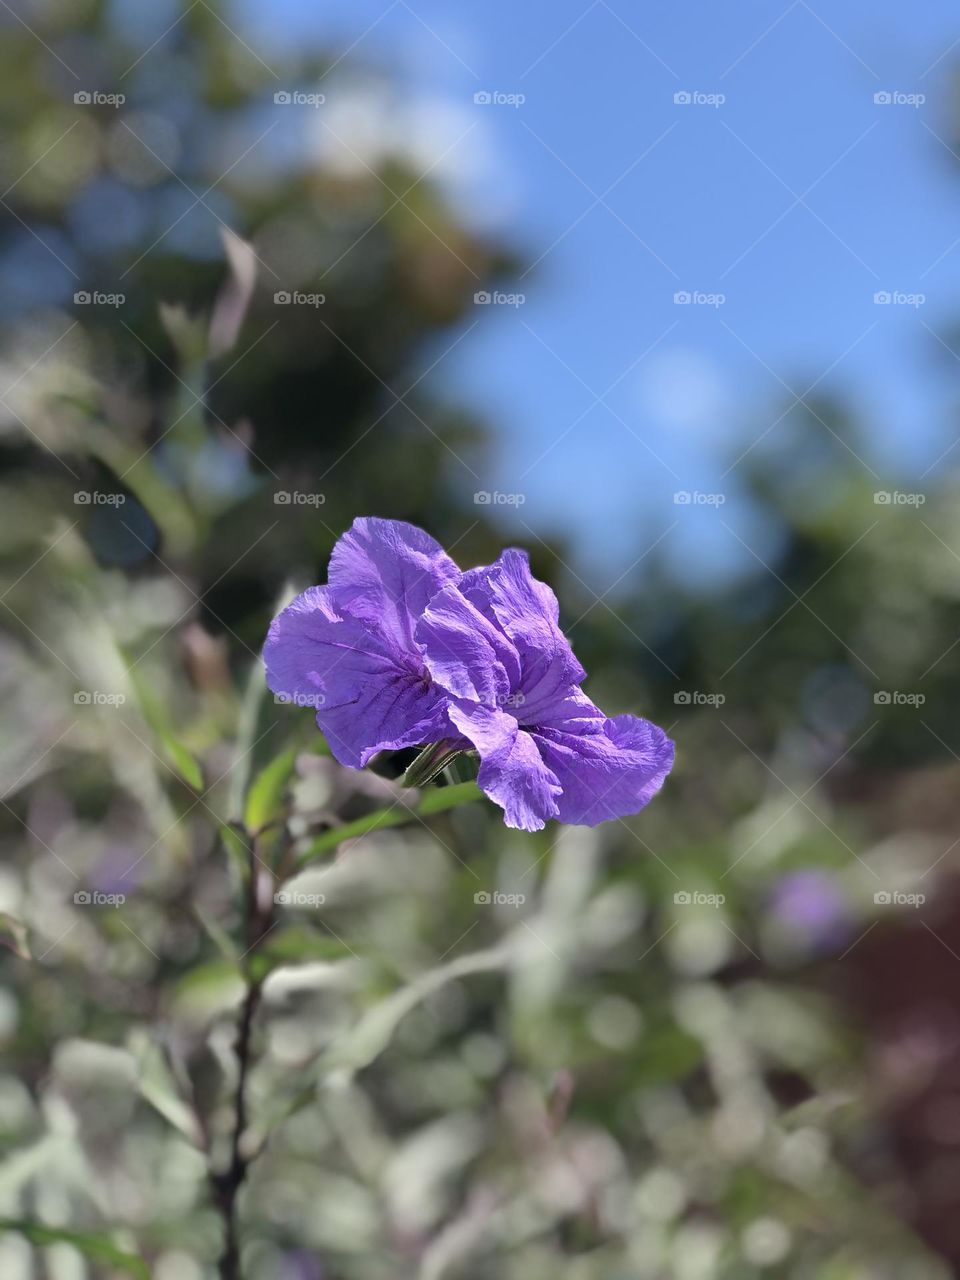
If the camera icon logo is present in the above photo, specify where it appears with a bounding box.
[874,691,891,704]
[474,291,491,304]
[274,491,292,504]
[74,291,91,304]
[74,491,91,504]
[474,91,492,105]
[274,91,292,104]
[74,91,92,105]
[673,290,691,304]
[673,491,691,504]
[74,690,91,704]
[273,890,292,904]
[274,291,291,304]
[674,91,692,105]
[74,890,91,904]
[873,491,891,504]
[673,691,692,705]
[474,491,492,504]
[473,891,492,904]
[873,890,892,904]
[874,91,892,105]
[873,291,891,304]
[673,891,692,904]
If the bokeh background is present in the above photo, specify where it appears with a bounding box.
[4,1,960,1276]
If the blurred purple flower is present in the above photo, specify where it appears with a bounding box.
[265,518,674,831]
[769,869,850,948]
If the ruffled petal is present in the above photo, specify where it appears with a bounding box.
[328,517,460,650]
[261,585,341,707]
[447,702,561,831]
[416,584,521,705]
[264,585,449,768]
[461,549,585,723]
[532,714,675,826]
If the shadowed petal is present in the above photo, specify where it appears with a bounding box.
[448,702,561,831]
[533,714,675,826]
[329,517,460,650]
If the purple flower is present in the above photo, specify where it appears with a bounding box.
[265,518,674,830]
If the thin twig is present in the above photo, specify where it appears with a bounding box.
[212,836,275,1279]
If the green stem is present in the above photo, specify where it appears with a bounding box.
[401,740,468,788]
[295,781,482,870]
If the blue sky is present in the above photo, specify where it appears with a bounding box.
[226,2,960,583]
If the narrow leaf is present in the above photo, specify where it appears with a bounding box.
[159,731,204,791]
[323,944,511,1077]
[296,781,483,869]
[244,745,298,835]
[0,1220,149,1279]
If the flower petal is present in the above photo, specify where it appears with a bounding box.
[416,584,521,705]
[447,702,561,831]
[533,713,675,826]
[329,517,460,650]
[461,549,585,722]
[264,585,448,768]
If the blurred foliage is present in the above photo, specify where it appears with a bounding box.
[3,2,960,1279]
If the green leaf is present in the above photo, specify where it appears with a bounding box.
[0,913,30,960]
[193,904,240,962]
[172,959,244,1022]
[219,824,252,882]
[130,1034,203,1146]
[296,781,483,869]
[323,943,511,1078]
[247,924,353,982]
[159,730,204,791]
[244,745,298,835]
[0,1220,149,1279]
